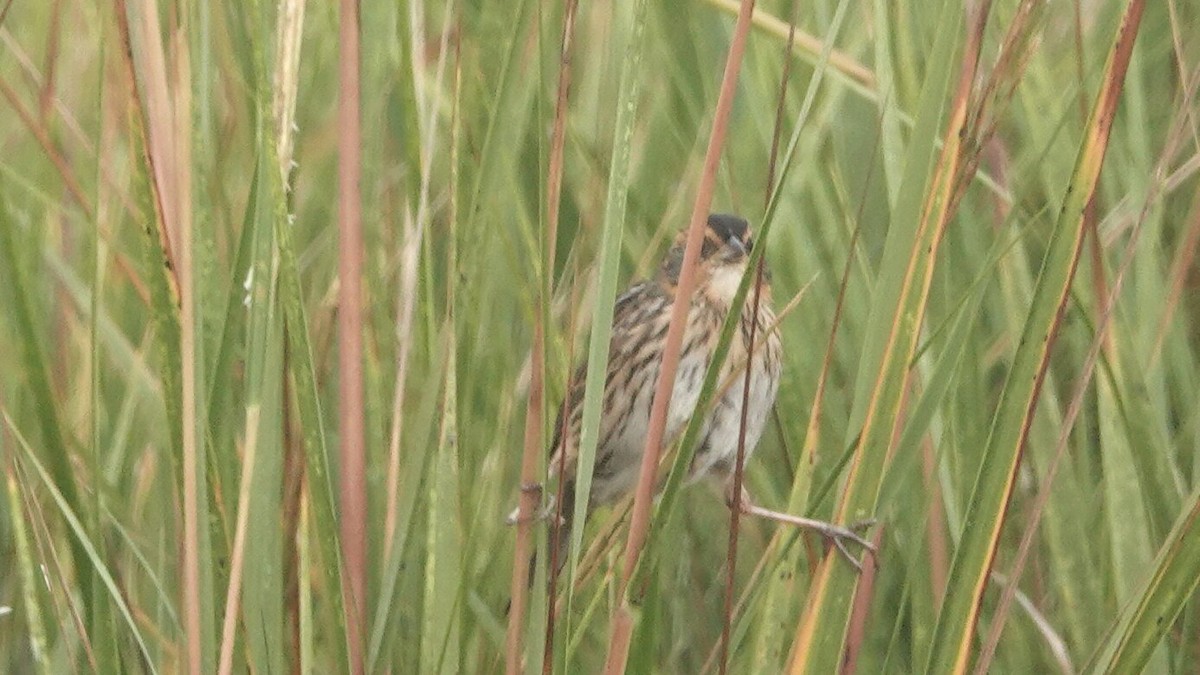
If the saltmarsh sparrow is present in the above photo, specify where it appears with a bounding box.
[521,214,872,579]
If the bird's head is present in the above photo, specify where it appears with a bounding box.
[659,214,765,306]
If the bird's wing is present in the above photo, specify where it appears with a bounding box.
[547,280,671,478]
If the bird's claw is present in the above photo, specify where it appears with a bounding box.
[735,495,877,571]
[813,519,876,572]
[504,491,559,526]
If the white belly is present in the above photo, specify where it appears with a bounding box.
[687,354,779,481]
[590,343,710,505]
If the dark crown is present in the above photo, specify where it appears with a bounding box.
[659,213,754,283]
[707,214,749,244]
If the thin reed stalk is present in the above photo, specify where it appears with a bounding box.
[602,0,759,671]
[336,0,366,671]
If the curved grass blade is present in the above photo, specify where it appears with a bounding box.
[6,416,159,675]
[1088,486,1200,674]
[703,0,874,94]
[3,444,51,674]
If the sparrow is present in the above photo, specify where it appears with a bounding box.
[514,214,872,582]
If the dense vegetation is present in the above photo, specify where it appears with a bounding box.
[1,0,1198,672]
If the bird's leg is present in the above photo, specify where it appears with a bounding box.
[726,483,876,571]
[504,482,561,525]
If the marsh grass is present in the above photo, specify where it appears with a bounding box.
[1,0,1199,673]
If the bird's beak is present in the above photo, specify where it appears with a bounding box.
[729,236,748,258]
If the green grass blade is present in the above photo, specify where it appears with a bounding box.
[924,2,1147,671]
[6,417,159,675]
[3,444,52,675]
[563,0,649,623]
[421,326,462,675]
[0,191,92,618]
[1089,486,1200,674]
[2,0,1196,671]
[787,0,965,669]
[274,136,351,675]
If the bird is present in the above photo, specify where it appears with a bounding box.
[512,214,872,585]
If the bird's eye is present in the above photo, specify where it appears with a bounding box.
[743,237,753,252]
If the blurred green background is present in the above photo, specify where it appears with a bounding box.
[1,0,1198,672]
